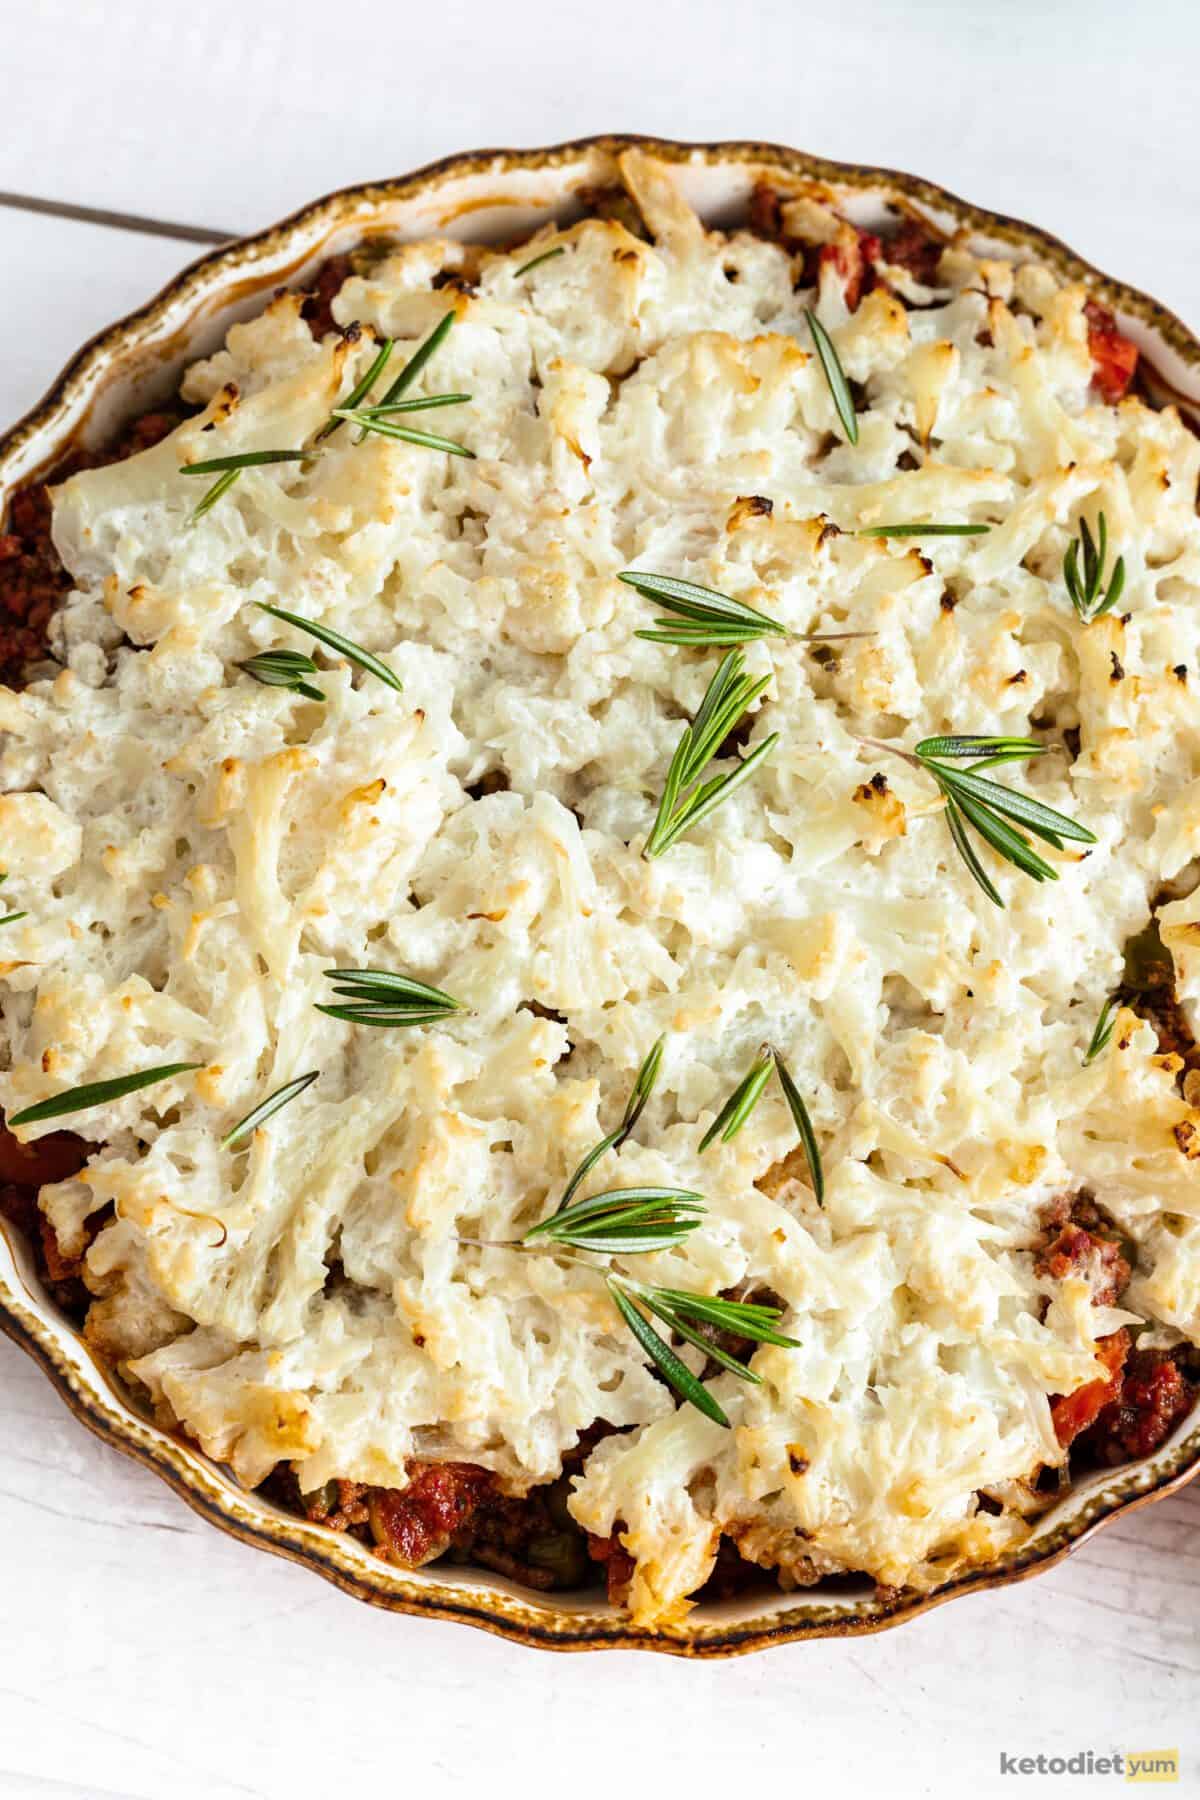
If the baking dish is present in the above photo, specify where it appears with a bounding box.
[2,135,1199,1654]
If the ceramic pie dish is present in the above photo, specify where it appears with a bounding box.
[2,135,1199,1656]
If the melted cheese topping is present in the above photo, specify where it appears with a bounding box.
[3,152,1200,1627]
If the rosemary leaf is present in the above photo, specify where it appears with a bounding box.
[1083,994,1120,1066]
[773,1053,825,1205]
[0,911,27,927]
[355,393,471,415]
[223,1070,320,1149]
[180,450,317,476]
[183,315,462,517]
[805,309,858,446]
[857,523,991,538]
[950,788,1059,883]
[188,466,241,522]
[255,602,403,694]
[316,1004,462,1027]
[914,734,1046,763]
[9,1062,203,1127]
[514,246,566,277]
[635,1286,799,1344]
[944,797,1003,907]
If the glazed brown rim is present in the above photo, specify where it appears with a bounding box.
[1,133,1199,1655]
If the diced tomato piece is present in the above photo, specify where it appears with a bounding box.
[1085,299,1138,403]
[1050,1329,1130,1446]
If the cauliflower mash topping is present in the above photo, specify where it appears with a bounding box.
[2,150,1199,1627]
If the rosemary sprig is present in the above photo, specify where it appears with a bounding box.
[861,734,1096,907]
[700,1046,824,1203]
[525,1186,705,1254]
[1083,993,1120,1066]
[607,1275,800,1428]
[619,571,873,648]
[330,408,474,458]
[557,1036,665,1212]
[223,1070,319,1149]
[9,1062,203,1127]
[514,246,566,277]
[805,308,858,446]
[857,523,990,539]
[699,1048,774,1150]
[316,967,463,1027]
[255,602,403,694]
[643,650,777,858]
[184,314,462,516]
[1064,512,1125,622]
[236,649,325,703]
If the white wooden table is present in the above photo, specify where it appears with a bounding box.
[2,4,1198,1794]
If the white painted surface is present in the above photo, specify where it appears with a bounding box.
[1,3,1198,1793]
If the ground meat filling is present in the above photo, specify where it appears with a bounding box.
[297,1461,594,1590]
[1035,1191,1132,1308]
[1085,1350,1194,1464]
[0,409,185,687]
[0,485,68,689]
[300,255,354,341]
[0,1125,89,1313]
[1119,919,1200,1088]
[1035,1192,1194,1459]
